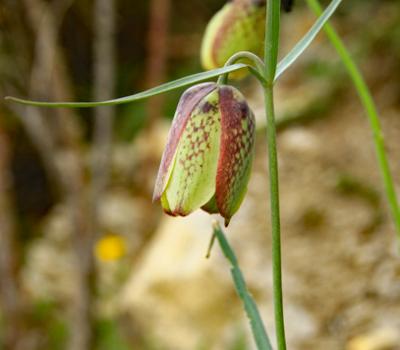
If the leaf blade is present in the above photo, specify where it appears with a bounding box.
[275,0,342,81]
[212,222,273,350]
[5,64,248,108]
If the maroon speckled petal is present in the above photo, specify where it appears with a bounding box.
[153,82,217,202]
[215,86,255,225]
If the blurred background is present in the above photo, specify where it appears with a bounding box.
[1,0,400,349]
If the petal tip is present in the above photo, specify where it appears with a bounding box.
[152,192,161,203]
[224,217,230,227]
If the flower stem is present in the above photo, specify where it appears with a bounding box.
[264,1,287,349]
[306,0,400,243]
[264,87,286,350]
[218,51,266,85]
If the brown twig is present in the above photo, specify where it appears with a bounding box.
[20,1,95,350]
[0,131,25,350]
[91,0,116,235]
[145,0,171,125]
[22,0,80,192]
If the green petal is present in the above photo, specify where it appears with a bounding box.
[201,195,219,214]
[216,4,265,67]
[200,1,265,79]
[160,192,173,216]
[201,3,232,70]
[164,88,221,215]
[153,83,216,201]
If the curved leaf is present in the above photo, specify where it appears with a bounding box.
[5,64,248,108]
[275,0,342,81]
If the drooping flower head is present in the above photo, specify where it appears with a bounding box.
[201,0,266,79]
[153,83,255,226]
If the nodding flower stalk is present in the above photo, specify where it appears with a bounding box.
[153,82,255,226]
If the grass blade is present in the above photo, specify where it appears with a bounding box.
[212,222,273,350]
[5,64,247,108]
[306,0,400,242]
[275,0,342,81]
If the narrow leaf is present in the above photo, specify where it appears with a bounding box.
[212,222,273,350]
[5,64,247,108]
[275,0,342,81]
[306,0,400,242]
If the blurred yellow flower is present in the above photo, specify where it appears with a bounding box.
[94,234,126,262]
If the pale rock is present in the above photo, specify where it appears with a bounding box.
[22,191,151,306]
[347,328,400,350]
[285,303,318,348]
[120,211,240,350]
[22,236,76,301]
[279,127,320,154]
[99,190,152,252]
[111,143,138,181]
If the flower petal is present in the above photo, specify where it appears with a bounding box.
[201,195,219,214]
[200,3,232,70]
[164,88,221,215]
[153,82,217,202]
[200,1,265,79]
[215,86,255,226]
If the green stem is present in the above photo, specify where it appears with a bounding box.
[264,87,286,350]
[218,51,266,85]
[264,1,287,349]
[306,0,400,241]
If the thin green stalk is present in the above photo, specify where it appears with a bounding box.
[264,1,287,349]
[218,51,266,85]
[212,222,273,350]
[306,0,400,241]
[264,87,286,350]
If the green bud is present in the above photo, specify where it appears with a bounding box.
[200,0,266,79]
[153,82,255,226]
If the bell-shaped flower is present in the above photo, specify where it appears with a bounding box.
[153,82,255,226]
[200,0,265,79]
